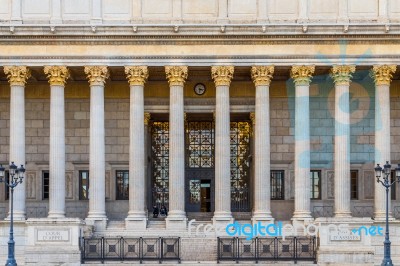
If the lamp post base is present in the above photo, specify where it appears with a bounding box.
[5,258,17,266]
[381,259,393,266]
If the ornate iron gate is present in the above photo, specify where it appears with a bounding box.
[151,122,169,210]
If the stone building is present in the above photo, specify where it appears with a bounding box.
[0,0,399,265]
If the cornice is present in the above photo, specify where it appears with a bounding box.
[0,34,399,45]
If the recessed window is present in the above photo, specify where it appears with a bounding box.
[271,170,284,200]
[4,171,9,200]
[116,170,129,200]
[391,171,396,201]
[310,170,321,200]
[42,171,49,200]
[79,170,89,200]
[350,170,358,200]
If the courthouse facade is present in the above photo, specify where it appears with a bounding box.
[0,0,400,265]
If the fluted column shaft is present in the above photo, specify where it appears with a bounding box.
[291,65,314,221]
[212,66,234,223]
[85,66,109,221]
[331,65,355,218]
[251,66,274,222]
[125,66,148,222]
[165,66,188,222]
[45,66,70,218]
[372,65,397,220]
[4,66,30,220]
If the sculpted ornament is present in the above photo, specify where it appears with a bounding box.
[4,66,31,86]
[44,66,70,86]
[125,66,149,86]
[290,65,315,85]
[371,65,396,86]
[165,66,188,86]
[84,66,109,85]
[211,66,234,86]
[144,113,151,126]
[251,66,274,86]
[330,65,356,85]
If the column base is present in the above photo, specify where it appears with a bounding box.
[125,215,148,230]
[292,211,313,222]
[334,211,352,219]
[213,211,234,228]
[251,212,274,225]
[165,216,187,230]
[47,211,66,219]
[85,215,108,231]
[6,211,26,221]
[373,211,395,222]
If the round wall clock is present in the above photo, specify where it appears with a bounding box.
[194,83,206,95]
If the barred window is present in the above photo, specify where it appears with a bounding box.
[350,170,358,200]
[79,170,89,200]
[116,170,129,200]
[42,171,49,200]
[271,170,284,200]
[310,170,321,199]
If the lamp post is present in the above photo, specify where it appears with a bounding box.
[374,161,400,266]
[0,162,25,266]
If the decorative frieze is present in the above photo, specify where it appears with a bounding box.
[290,65,315,85]
[211,66,234,87]
[165,66,188,86]
[371,65,396,86]
[330,65,356,85]
[125,66,149,86]
[84,66,109,85]
[4,66,31,86]
[44,66,70,86]
[251,66,274,86]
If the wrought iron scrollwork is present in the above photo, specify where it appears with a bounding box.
[151,122,169,209]
[230,121,251,212]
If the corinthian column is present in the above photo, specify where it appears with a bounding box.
[125,66,149,229]
[4,66,30,220]
[371,65,397,220]
[251,66,274,224]
[212,65,234,225]
[84,66,109,229]
[165,66,188,229]
[44,66,70,218]
[291,65,314,221]
[331,65,356,218]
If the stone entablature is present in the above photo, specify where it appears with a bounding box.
[0,0,399,24]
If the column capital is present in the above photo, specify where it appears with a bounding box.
[330,65,356,85]
[165,66,188,86]
[251,66,274,86]
[290,65,315,86]
[84,66,109,85]
[211,66,234,86]
[125,66,149,86]
[144,112,151,126]
[4,66,31,86]
[44,66,70,86]
[371,65,397,86]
